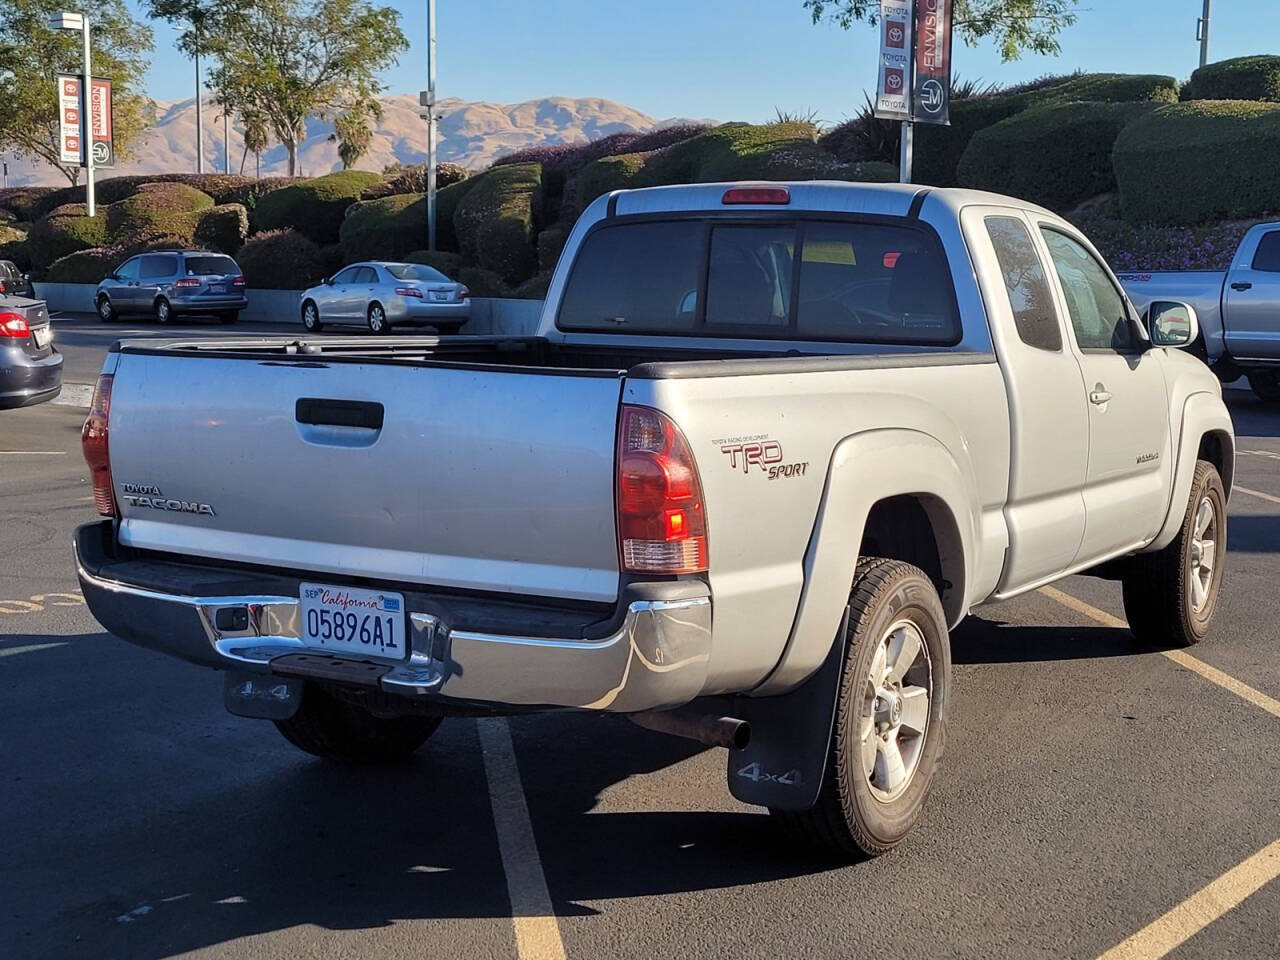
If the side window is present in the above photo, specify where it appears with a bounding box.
[354,266,378,283]
[1251,231,1280,272]
[1039,228,1136,352]
[705,224,796,329]
[115,258,140,281]
[331,267,359,284]
[139,255,176,279]
[984,216,1061,351]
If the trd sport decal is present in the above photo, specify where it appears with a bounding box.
[717,437,809,480]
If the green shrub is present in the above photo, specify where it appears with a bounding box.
[1184,55,1280,102]
[340,193,427,262]
[0,187,57,222]
[317,242,347,276]
[45,246,123,283]
[105,183,214,247]
[536,223,568,272]
[915,72,1178,186]
[194,203,250,253]
[456,266,508,298]
[27,204,108,266]
[404,249,464,278]
[640,122,819,184]
[958,101,1156,210]
[362,163,470,200]
[0,222,25,245]
[453,163,542,283]
[223,176,300,209]
[1114,100,1280,224]
[511,271,552,300]
[831,161,899,183]
[573,152,648,210]
[235,228,325,288]
[435,175,485,251]
[253,170,383,243]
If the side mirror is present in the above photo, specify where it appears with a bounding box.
[323,276,333,286]
[1145,300,1199,348]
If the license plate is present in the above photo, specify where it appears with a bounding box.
[33,326,51,348]
[210,284,226,294]
[299,583,406,658]
[431,291,450,302]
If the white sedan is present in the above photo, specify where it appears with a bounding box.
[300,261,471,334]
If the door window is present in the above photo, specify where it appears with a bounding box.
[1040,228,1137,352]
[354,266,378,283]
[115,258,140,281]
[1250,231,1280,272]
[331,267,360,284]
[139,255,176,280]
[985,217,1061,352]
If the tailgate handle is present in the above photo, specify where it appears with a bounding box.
[295,398,384,430]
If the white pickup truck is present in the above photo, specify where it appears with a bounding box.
[1120,221,1280,401]
[76,181,1234,858]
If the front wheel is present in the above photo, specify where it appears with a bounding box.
[1247,371,1280,403]
[367,302,389,335]
[274,684,442,764]
[1122,460,1226,647]
[776,557,950,857]
[154,297,172,325]
[302,300,323,332]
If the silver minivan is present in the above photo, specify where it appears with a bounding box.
[96,250,247,324]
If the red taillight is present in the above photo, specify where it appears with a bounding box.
[175,277,201,288]
[0,311,30,339]
[457,286,470,301]
[617,405,708,575]
[232,275,246,287]
[883,251,901,269]
[396,286,424,298]
[722,186,790,205]
[81,374,115,517]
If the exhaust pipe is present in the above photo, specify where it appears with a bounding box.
[630,709,750,750]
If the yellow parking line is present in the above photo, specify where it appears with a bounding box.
[1096,838,1280,960]
[477,717,567,960]
[1038,585,1280,719]
[1234,484,1280,506]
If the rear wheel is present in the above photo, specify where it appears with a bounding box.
[776,557,950,857]
[96,295,115,322]
[274,683,441,764]
[154,297,172,325]
[217,310,238,324]
[367,302,389,335]
[1247,371,1280,402]
[1122,460,1226,647]
[302,299,323,332]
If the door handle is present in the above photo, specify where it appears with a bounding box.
[1231,281,1252,291]
[1089,389,1112,406]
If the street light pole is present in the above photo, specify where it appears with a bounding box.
[80,13,94,216]
[426,0,437,251]
[1198,0,1212,68]
[194,46,204,174]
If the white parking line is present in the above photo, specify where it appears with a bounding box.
[477,717,567,960]
[1235,484,1280,506]
[0,451,65,455]
[0,642,68,658]
[1096,838,1280,960]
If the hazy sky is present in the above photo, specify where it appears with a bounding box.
[132,0,1280,123]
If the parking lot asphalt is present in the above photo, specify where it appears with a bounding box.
[2,315,1277,960]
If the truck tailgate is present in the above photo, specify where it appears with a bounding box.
[107,352,624,602]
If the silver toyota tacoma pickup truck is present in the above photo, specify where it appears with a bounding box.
[76,181,1235,857]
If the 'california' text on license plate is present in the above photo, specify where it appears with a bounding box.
[299,583,406,658]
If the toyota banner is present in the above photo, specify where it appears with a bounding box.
[54,74,115,168]
[911,0,953,125]
[873,0,913,120]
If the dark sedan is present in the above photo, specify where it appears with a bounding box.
[0,260,35,299]
[0,298,62,408]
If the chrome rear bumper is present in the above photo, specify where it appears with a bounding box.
[75,523,711,713]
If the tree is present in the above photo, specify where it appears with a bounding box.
[0,0,153,184]
[240,108,270,177]
[804,0,1078,60]
[202,0,407,176]
[329,99,381,169]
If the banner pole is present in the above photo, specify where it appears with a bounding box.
[899,120,913,183]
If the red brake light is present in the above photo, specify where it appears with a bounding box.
[722,186,790,205]
[0,311,30,339]
[81,374,115,517]
[395,286,424,298]
[617,405,708,574]
[882,251,901,269]
[232,275,246,287]
[457,286,470,301]
[175,277,201,288]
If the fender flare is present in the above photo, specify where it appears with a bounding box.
[1147,391,1235,552]
[751,428,978,696]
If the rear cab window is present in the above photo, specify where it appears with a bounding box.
[557,216,959,345]
[1251,230,1280,272]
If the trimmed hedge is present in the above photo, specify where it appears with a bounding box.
[453,163,542,283]
[105,183,214,246]
[194,203,250,253]
[536,223,568,273]
[0,222,25,245]
[252,170,382,243]
[456,266,508,298]
[45,246,124,284]
[340,193,428,262]
[361,163,469,200]
[958,101,1156,210]
[1183,55,1280,102]
[236,228,326,289]
[27,204,108,266]
[640,122,819,184]
[574,152,649,210]
[915,72,1179,186]
[1,240,31,271]
[0,187,57,221]
[25,174,297,221]
[404,249,464,278]
[1114,101,1280,225]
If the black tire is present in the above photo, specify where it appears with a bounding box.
[96,295,115,323]
[435,322,464,336]
[1122,460,1226,647]
[367,301,390,335]
[1247,371,1280,402]
[218,310,238,324]
[777,557,951,857]
[274,683,442,764]
[154,297,173,325]
[301,299,323,332]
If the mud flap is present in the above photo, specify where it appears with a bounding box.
[724,606,849,811]
[224,671,303,719]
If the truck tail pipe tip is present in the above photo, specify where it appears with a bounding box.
[629,710,750,750]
